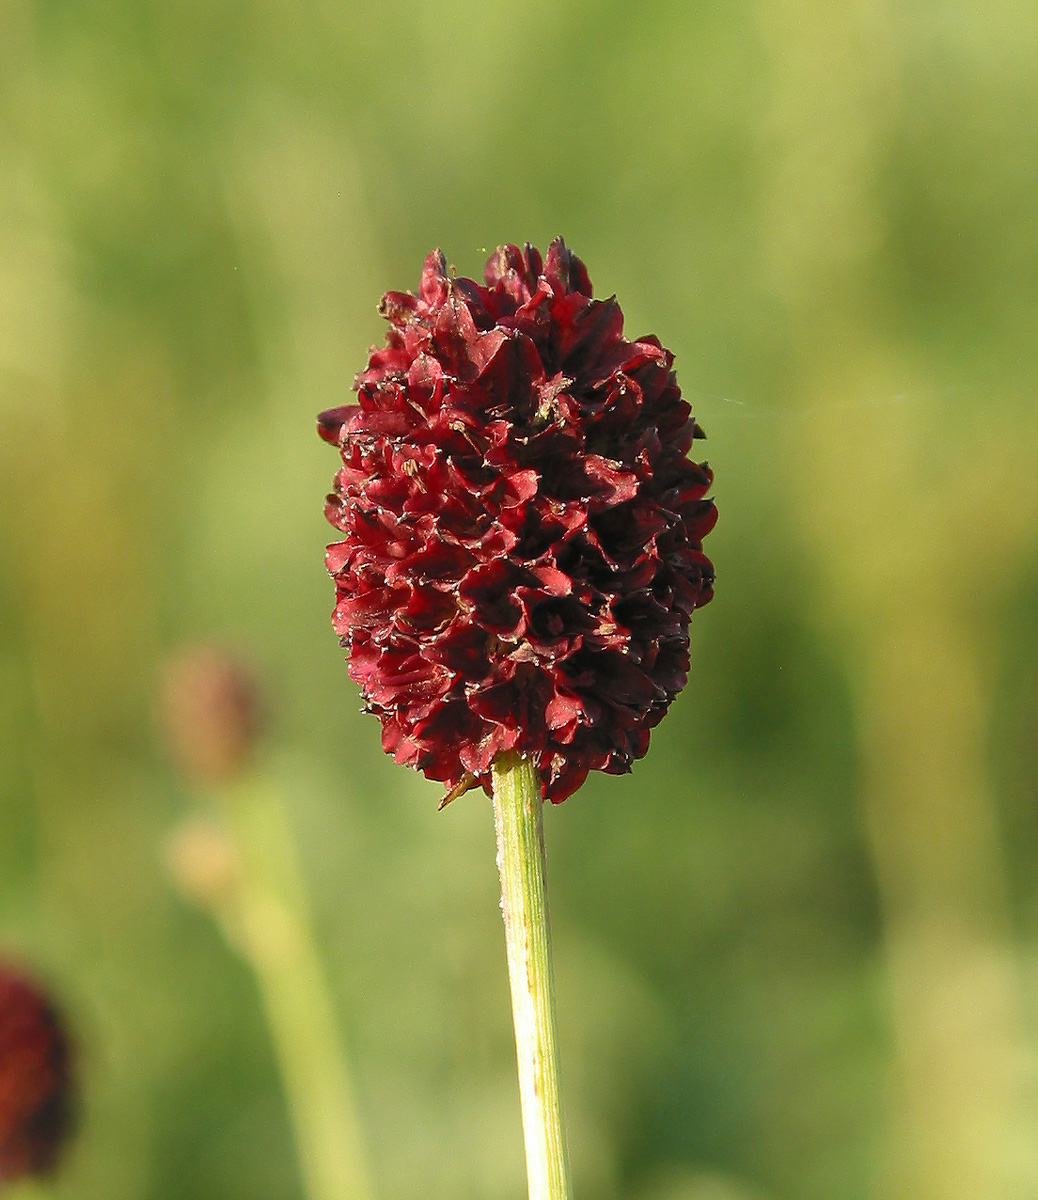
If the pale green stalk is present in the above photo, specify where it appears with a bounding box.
[4,1181,54,1199]
[173,779,375,1200]
[491,752,572,1200]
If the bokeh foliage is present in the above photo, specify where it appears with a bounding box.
[2,1,1038,1198]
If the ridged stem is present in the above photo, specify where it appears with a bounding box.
[491,752,572,1200]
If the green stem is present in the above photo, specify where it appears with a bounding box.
[491,752,573,1200]
[215,781,376,1200]
[3,1181,55,1199]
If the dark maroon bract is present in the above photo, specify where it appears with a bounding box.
[319,239,716,802]
[0,966,74,1180]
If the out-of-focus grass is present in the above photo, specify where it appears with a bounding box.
[2,2,1038,1198]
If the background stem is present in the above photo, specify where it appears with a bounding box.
[169,780,376,1200]
[491,752,572,1200]
[4,1181,54,1199]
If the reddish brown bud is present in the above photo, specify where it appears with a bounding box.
[320,239,716,803]
[160,646,263,785]
[0,965,74,1180]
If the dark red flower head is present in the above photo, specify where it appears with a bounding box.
[0,965,74,1180]
[319,239,716,802]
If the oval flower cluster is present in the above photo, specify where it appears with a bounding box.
[0,965,74,1180]
[319,239,716,802]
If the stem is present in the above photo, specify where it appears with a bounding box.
[199,781,376,1200]
[4,1182,54,1200]
[491,752,572,1200]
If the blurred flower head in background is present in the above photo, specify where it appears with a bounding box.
[319,238,716,802]
[0,964,75,1181]
[159,646,265,786]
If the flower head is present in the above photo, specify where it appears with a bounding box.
[319,239,715,802]
[160,645,264,786]
[0,965,74,1180]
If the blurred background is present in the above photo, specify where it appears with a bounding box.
[2,1,1038,1197]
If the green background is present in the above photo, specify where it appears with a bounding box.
[3,2,1038,1197]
